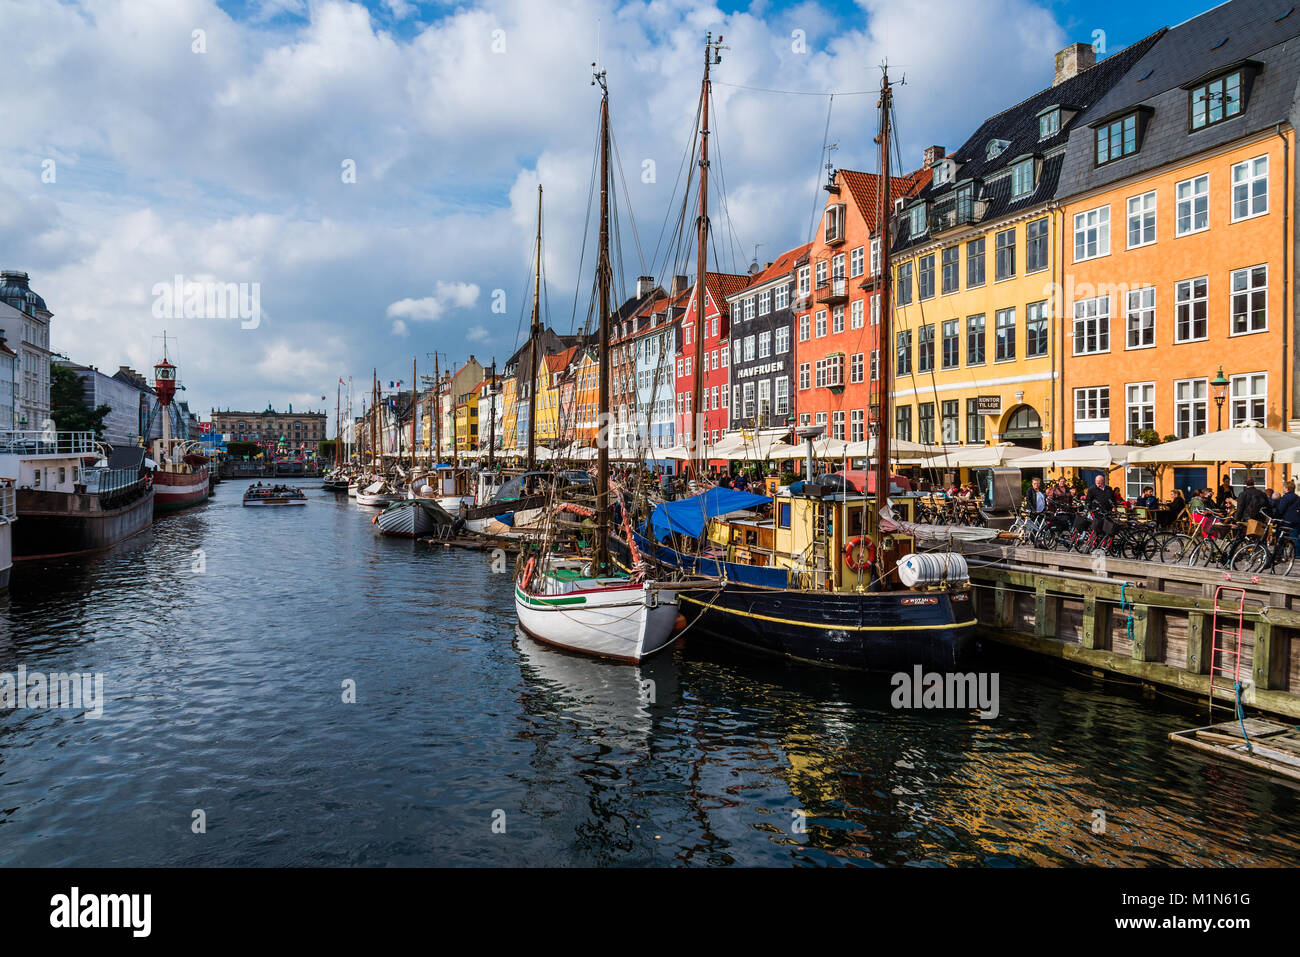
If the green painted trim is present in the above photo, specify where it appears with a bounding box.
[515,586,587,607]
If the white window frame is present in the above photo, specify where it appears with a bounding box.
[1125,286,1155,350]
[758,290,771,315]
[1231,155,1268,222]
[1174,377,1208,439]
[1073,206,1110,262]
[850,299,864,330]
[1176,174,1209,237]
[1073,386,1110,432]
[1125,381,1155,440]
[1174,276,1209,344]
[775,326,790,355]
[1230,372,1267,427]
[1126,190,1157,249]
[1072,295,1110,356]
[798,314,809,342]
[758,330,771,359]
[1230,264,1268,336]
[850,245,865,278]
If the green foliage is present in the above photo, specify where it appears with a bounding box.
[50,363,111,437]
[318,439,337,459]
[1131,428,1162,447]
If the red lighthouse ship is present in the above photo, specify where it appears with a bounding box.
[149,344,211,512]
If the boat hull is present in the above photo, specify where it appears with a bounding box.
[355,492,402,507]
[376,500,433,537]
[14,483,155,559]
[242,498,307,507]
[514,580,680,663]
[153,466,210,512]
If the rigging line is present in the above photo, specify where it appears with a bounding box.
[707,85,745,276]
[649,95,703,280]
[608,123,648,278]
[567,117,604,334]
[806,94,835,245]
[714,80,875,97]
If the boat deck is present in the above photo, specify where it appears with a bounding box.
[1170,718,1300,783]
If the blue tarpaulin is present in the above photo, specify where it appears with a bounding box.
[649,488,771,541]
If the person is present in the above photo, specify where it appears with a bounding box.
[734,472,748,492]
[1216,477,1235,511]
[1028,477,1046,514]
[1083,474,1116,536]
[1159,488,1186,528]
[1110,485,1127,507]
[1135,486,1158,509]
[1234,476,1269,524]
[1275,480,1300,529]
[1047,476,1072,507]
[659,471,675,501]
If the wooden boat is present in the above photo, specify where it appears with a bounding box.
[355,480,403,506]
[1170,718,1300,783]
[148,344,210,513]
[242,484,308,506]
[374,498,452,538]
[513,82,683,664]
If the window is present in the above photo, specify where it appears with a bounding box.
[870,238,881,276]
[966,314,986,365]
[832,305,844,334]
[918,254,935,300]
[825,203,846,243]
[850,352,865,383]
[850,299,864,329]
[1190,69,1243,131]
[850,245,865,277]
[995,228,1016,280]
[1073,295,1110,355]
[832,253,845,278]
[758,290,771,315]
[1175,277,1208,342]
[799,413,810,427]
[774,284,790,310]
[995,308,1016,361]
[966,398,986,443]
[942,319,959,369]
[941,246,960,294]
[1011,158,1035,197]
[1095,112,1138,165]
[870,295,880,325]
[850,408,864,442]
[1125,467,1156,501]
[742,382,755,419]
[720,345,728,367]
[896,405,912,441]
[799,314,810,341]
[897,262,913,305]
[743,335,756,361]
[831,410,845,440]
[775,326,790,354]
[1176,174,1209,235]
[941,400,960,444]
[1026,300,1048,357]
[1230,373,1266,427]
[815,260,827,286]
[1231,156,1268,221]
[758,331,772,358]
[758,380,771,420]
[1074,386,1110,428]
[870,349,879,381]
[797,266,810,298]
[1126,382,1155,439]
[1231,265,1267,334]
[775,377,789,415]
[1038,108,1060,139]
[1026,218,1049,272]
[908,204,927,238]
[966,237,985,287]
[1174,378,1208,438]
[815,355,844,388]
[731,341,740,364]
[918,403,936,444]
[918,324,935,372]
[896,330,912,376]
[815,310,827,338]
[1073,206,1110,261]
[1127,191,1157,248]
[1126,287,1155,349]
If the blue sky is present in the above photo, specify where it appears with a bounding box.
[0,0,1217,426]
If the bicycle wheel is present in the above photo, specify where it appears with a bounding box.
[1160,534,1193,564]
[1230,541,1267,573]
[1131,529,1160,562]
[1271,538,1295,576]
[1185,539,1217,568]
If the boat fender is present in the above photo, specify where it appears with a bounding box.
[843,535,876,573]
[372,514,379,524]
[520,557,536,590]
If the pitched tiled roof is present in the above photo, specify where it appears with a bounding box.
[704,272,752,307]
[740,242,813,291]
[1058,0,1300,197]
[841,168,931,227]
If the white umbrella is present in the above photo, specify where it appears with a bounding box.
[1012,442,1138,470]
[920,442,1037,468]
[655,445,694,461]
[1126,423,1300,464]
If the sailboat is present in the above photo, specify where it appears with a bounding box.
[611,57,976,671]
[514,72,687,663]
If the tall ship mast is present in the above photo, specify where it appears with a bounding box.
[148,335,211,512]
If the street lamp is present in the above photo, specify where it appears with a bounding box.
[1211,365,1229,485]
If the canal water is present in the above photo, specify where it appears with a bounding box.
[3,483,1299,867]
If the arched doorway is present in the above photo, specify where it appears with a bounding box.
[1002,404,1043,450]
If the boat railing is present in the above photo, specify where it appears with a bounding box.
[0,480,14,520]
[0,430,96,456]
[84,467,142,495]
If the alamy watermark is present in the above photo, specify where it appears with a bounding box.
[151,274,261,329]
[891,666,999,719]
[1,666,104,718]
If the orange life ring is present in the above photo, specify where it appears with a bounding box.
[144,473,152,490]
[844,535,876,573]
[520,556,536,590]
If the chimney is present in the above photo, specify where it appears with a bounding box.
[923,145,946,169]
[670,275,688,295]
[636,275,655,298]
[1053,42,1096,86]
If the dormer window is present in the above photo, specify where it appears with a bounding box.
[933,163,950,186]
[908,203,928,238]
[1010,157,1037,198]
[1038,108,1061,140]
[1091,108,1152,166]
[1189,68,1244,130]
[986,138,1010,161]
[824,203,846,244]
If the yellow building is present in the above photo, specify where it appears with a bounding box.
[454,384,482,452]
[500,374,518,451]
[889,36,1163,456]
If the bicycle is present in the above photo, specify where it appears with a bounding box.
[1182,516,1257,570]
[1230,515,1296,576]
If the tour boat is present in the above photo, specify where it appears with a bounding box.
[242,485,308,506]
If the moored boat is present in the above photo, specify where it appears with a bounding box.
[374,498,452,537]
[148,344,211,513]
[242,484,308,506]
[356,480,403,506]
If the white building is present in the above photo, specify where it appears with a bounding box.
[0,272,52,431]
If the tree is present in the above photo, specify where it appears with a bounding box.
[318,439,337,460]
[50,363,111,437]
[224,441,261,459]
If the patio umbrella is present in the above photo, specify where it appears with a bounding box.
[1010,442,1139,470]
[1126,423,1300,464]
[921,442,1037,468]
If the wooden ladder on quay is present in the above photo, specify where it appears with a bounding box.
[1208,584,1246,721]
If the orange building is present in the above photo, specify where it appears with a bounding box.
[1056,0,1299,496]
[795,166,928,442]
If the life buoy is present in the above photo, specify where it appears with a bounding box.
[144,473,152,490]
[844,535,876,573]
[520,556,536,590]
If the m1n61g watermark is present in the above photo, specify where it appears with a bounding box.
[1,666,104,718]
[152,274,260,329]
[891,666,999,719]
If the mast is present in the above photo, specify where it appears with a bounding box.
[527,185,543,471]
[488,357,497,472]
[411,356,417,470]
[873,68,895,584]
[433,352,441,466]
[689,34,721,482]
[335,380,341,468]
[595,71,612,573]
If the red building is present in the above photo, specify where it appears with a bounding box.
[794,166,929,442]
[675,272,750,456]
